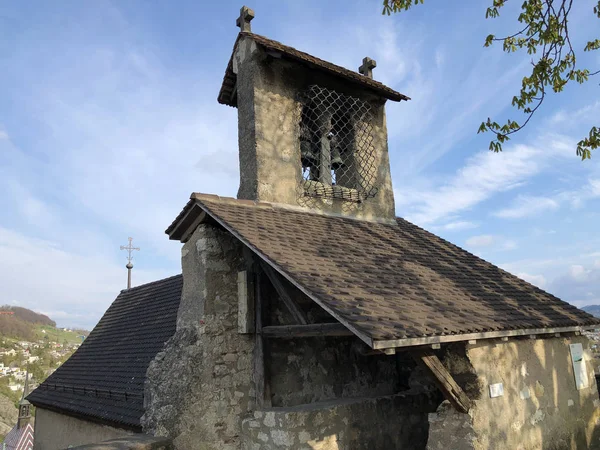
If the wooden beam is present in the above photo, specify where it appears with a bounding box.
[237,271,255,334]
[260,261,308,325]
[253,270,270,408]
[414,350,472,413]
[373,325,595,350]
[262,323,353,338]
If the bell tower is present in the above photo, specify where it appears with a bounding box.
[218,6,409,222]
[17,368,32,429]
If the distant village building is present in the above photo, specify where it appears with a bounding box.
[27,6,600,450]
[3,371,34,450]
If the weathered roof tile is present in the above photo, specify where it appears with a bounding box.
[27,275,182,430]
[175,194,599,346]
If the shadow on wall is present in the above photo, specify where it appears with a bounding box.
[242,391,432,450]
[434,336,600,450]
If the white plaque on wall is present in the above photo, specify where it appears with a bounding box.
[489,383,504,398]
[570,343,589,390]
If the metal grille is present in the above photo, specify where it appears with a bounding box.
[297,85,378,203]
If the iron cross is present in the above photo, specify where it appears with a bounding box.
[120,237,140,263]
[359,57,377,79]
[236,6,255,32]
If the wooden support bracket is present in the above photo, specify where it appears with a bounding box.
[260,261,308,325]
[414,350,472,413]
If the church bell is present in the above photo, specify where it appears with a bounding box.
[329,134,344,170]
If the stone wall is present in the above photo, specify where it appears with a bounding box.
[33,408,134,450]
[142,224,255,450]
[428,336,600,450]
[241,391,431,450]
[267,337,407,407]
[234,35,396,222]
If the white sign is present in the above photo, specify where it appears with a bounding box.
[489,383,504,398]
[570,343,589,390]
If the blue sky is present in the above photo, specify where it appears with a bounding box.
[0,1,599,329]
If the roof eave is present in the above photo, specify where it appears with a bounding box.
[217,32,411,107]
[28,401,142,433]
[166,197,209,243]
[373,324,599,350]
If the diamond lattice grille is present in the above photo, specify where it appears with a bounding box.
[298,85,378,203]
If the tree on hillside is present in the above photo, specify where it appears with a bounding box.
[382,0,599,159]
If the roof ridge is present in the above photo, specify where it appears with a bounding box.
[191,193,398,225]
[119,274,182,294]
[241,32,409,98]
[218,30,410,106]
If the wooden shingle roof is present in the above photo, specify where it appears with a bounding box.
[168,194,599,349]
[27,275,182,430]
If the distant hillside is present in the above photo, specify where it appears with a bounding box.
[0,305,78,343]
[582,305,600,318]
[2,306,55,327]
[0,306,61,342]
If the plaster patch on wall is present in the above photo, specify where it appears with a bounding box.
[511,420,524,431]
[520,362,528,377]
[181,248,189,257]
[568,399,574,407]
[530,409,545,426]
[535,381,545,397]
[308,435,339,450]
[519,387,531,400]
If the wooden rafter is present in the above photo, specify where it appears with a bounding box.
[260,261,308,325]
[414,350,472,413]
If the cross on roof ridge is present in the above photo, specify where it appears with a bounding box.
[236,6,255,33]
[359,57,377,79]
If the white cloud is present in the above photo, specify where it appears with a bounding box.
[465,234,517,251]
[396,141,551,225]
[466,234,495,247]
[0,227,173,329]
[517,273,547,288]
[547,262,600,307]
[590,179,600,197]
[570,265,590,281]
[494,195,559,219]
[550,101,600,127]
[434,221,479,232]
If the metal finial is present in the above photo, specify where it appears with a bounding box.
[236,6,255,32]
[359,57,377,79]
[120,237,140,289]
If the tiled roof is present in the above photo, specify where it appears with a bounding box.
[168,194,599,348]
[27,275,182,430]
[2,423,34,450]
[218,32,410,106]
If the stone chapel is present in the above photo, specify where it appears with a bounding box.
[28,6,600,450]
